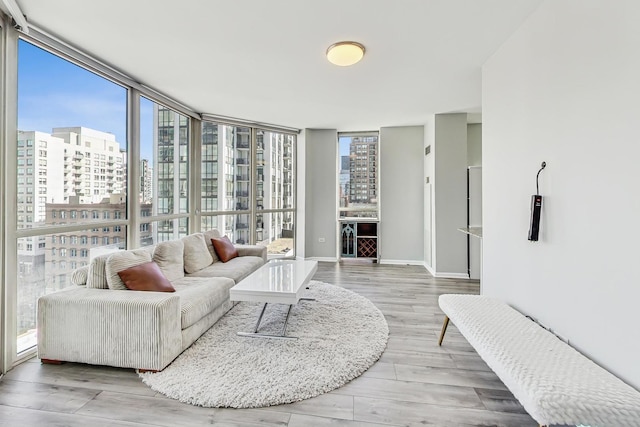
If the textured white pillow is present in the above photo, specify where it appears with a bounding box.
[203,229,222,263]
[182,233,214,274]
[86,252,118,289]
[153,240,185,282]
[71,265,90,286]
[105,249,152,290]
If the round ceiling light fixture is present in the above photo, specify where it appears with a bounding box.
[326,41,365,66]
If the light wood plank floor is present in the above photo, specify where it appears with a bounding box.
[0,262,537,426]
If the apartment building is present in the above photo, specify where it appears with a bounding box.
[17,130,65,227]
[52,127,125,204]
[140,158,153,204]
[153,106,189,242]
[349,136,377,205]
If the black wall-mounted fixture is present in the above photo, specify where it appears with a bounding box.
[528,161,546,241]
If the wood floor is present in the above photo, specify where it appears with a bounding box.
[0,262,537,426]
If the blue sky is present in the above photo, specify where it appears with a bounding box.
[339,136,350,157]
[18,40,154,160]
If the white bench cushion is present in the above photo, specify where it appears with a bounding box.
[439,294,640,427]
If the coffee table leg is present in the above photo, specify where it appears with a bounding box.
[254,303,268,333]
[237,299,315,340]
[281,304,294,336]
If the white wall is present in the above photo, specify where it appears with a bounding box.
[304,129,338,259]
[380,126,424,263]
[467,124,482,167]
[433,114,468,277]
[483,0,640,388]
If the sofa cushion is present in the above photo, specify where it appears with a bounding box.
[105,249,153,290]
[212,236,239,263]
[117,261,175,292]
[153,240,185,282]
[186,256,264,283]
[172,277,235,329]
[203,229,222,263]
[71,265,90,286]
[87,251,119,289]
[182,233,213,274]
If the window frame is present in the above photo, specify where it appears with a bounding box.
[337,131,380,220]
[1,22,300,373]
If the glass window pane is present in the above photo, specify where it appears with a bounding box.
[17,228,126,353]
[256,211,295,259]
[200,122,251,213]
[141,98,190,216]
[17,41,127,230]
[200,214,249,244]
[139,218,188,247]
[338,133,379,218]
[256,131,294,211]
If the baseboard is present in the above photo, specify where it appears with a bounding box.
[433,272,470,279]
[306,257,338,262]
[424,262,436,276]
[423,262,469,279]
[380,259,425,266]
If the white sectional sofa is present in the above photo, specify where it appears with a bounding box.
[37,229,267,371]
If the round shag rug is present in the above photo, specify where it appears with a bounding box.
[138,281,388,408]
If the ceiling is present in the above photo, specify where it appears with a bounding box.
[17,0,542,131]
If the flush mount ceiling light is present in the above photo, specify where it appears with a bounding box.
[326,41,365,66]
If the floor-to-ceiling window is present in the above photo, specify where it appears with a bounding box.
[338,132,379,218]
[139,99,190,246]
[15,40,128,354]
[200,123,296,258]
[255,129,295,258]
[1,23,298,371]
[338,132,379,259]
[200,122,251,244]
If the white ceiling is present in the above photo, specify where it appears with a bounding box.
[18,0,542,130]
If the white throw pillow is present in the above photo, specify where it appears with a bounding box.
[87,252,118,289]
[153,240,185,282]
[105,249,152,290]
[182,233,214,274]
[71,265,90,286]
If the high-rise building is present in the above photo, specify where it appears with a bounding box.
[339,155,350,207]
[140,158,153,203]
[349,136,377,204]
[17,131,66,228]
[52,127,125,204]
[153,106,189,241]
[255,130,294,248]
[198,121,295,251]
[17,127,126,228]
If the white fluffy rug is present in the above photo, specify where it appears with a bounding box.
[138,281,388,408]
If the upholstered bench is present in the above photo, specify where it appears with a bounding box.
[438,294,640,427]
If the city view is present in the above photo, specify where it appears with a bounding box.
[16,41,295,352]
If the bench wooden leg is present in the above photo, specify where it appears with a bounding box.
[438,316,450,346]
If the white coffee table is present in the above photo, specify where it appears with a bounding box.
[230,259,318,339]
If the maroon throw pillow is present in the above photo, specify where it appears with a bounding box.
[211,236,239,263]
[117,261,175,292]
